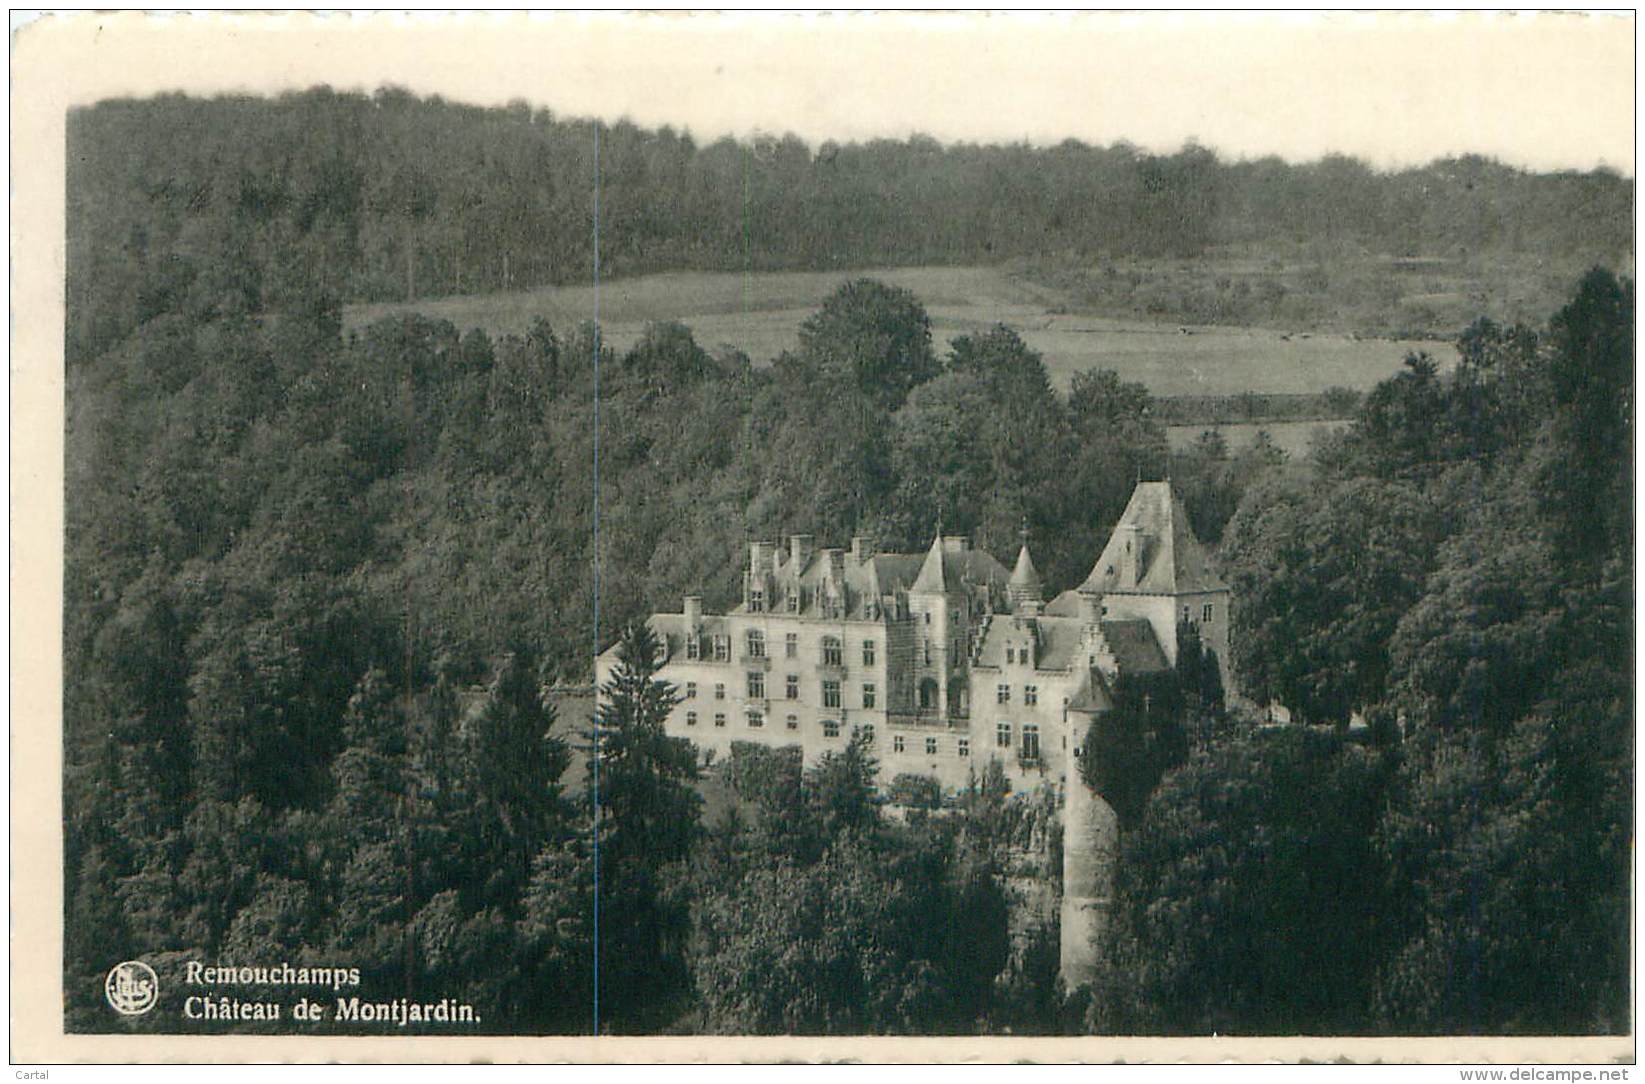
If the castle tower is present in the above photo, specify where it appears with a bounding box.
[1060,740,1120,989]
[909,531,974,717]
[1074,481,1232,693]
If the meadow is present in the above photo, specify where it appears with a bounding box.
[343,265,1456,398]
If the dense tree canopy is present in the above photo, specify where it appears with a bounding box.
[1100,267,1634,1036]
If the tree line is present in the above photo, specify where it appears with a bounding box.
[68,87,1631,363]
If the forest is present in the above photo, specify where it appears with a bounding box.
[67,87,1632,363]
[64,89,1632,1037]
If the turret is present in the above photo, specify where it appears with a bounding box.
[1009,540,1044,616]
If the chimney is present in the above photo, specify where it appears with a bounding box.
[851,535,876,563]
[683,595,703,627]
[942,535,970,553]
[1118,524,1144,586]
[789,534,815,571]
[750,541,778,579]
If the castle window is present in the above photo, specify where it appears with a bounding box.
[713,635,729,662]
[714,713,726,728]
[1203,603,1214,622]
[1022,723,1040,761]
[714,683,725,700]
[747,710,764,728]
[862,640,876,667]
[958,738,970,757]
[893,735,905,753]
[862,683,876,709]
[1182,605,1191,624]
[686,711,698,727]
[747,671,765,700]
[822,680,841,709]
[924,612,931,624]
[746,629,765,658]
[685,682,697,699]
[858,724,875,744]
[786,714,798,730]
[787,591,800,613]
[997,721,1012,747]
[749,589,764,613]
[786,674,799,699]
[823,719,840,738]
[822,636,842,667]
[785,632,798,658]
[925,737,938,755]
[1024,685,1038,706]
[996,684,1011,704]
[918,678,938,710]
[923,639,932,666]
[686,636,700,661]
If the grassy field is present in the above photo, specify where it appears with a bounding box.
[344,265,1456,398]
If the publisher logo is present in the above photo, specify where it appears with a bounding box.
[105,960,159,1016]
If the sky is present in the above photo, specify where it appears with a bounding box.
[15,10,1639,174]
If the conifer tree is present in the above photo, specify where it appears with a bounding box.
[591,622,701,1029]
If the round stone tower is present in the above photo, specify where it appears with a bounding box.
[1059,766,1120,989]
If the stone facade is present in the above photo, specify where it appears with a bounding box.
[597,481,1230,792]
[594,480,1232,986]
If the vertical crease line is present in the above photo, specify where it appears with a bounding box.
[590,120,602,1039]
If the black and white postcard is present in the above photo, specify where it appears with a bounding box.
[10,9,1636,1066]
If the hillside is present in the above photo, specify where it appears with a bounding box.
[69,87,1632,365]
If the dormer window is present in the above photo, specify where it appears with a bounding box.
[749,589,764,613]
[787,591,800,613]
[686,635,701,661]
[713,635,730,662]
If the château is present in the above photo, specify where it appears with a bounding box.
[596,480,1231,792]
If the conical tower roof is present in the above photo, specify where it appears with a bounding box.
[1009,541,1043,603]
[911,532,948,594]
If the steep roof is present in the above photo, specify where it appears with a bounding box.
[911,534,948,594]
[1009,542,1043,600]
[1079,481,1227,595]
[1099,619,1171,674]
[969,613,1168,677]
[971,614,1084,672]
[910,536,1011,596]
[867,553,926,596]
[1066,671,1115,715]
